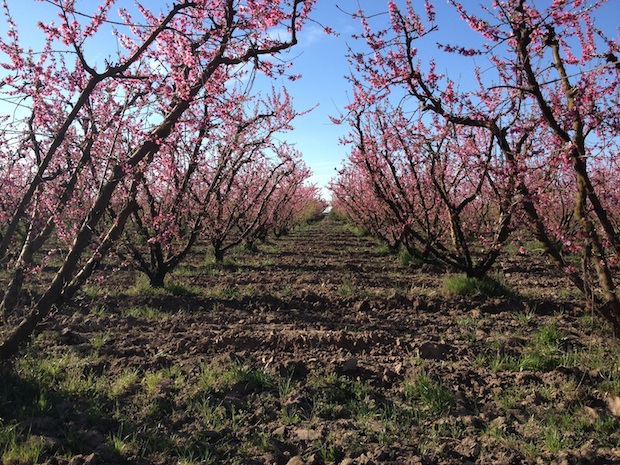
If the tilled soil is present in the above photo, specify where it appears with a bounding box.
[2,218,620,465]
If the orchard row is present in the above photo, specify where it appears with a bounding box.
[1,1,619,360]
[0,0,322,359]
[329,1,620,334]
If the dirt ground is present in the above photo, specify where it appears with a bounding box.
[2,218,620,465]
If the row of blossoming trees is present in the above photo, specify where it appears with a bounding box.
[0,0,324,359]
[330,0,620,334]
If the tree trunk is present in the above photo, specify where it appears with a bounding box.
[149,270,167,288]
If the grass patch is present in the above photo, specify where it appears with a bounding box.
[403,371,453,415]
[399,250,415,267]
[166,282,200,297]
[198,360,274,395]
[399,249,425,267]
[121,305,167,319]
[90,331,110,354]
[344,224,369,237]
[1,427,45,465]
[125,275,200,297]
[108,423,138,459]
[110,368,140,397]
[259,244,281,255]
[17,352,104,396]
[517,324,568,372]
[338,278,357,297]
[202,284,258,300]
[376,244,396,256]
[125,276,169,296]
[442,274,513,297]
[4,220,620,464]
[305,372,372,421]
[533,323,563,349]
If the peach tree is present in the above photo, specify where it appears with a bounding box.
[0,0,315,359]
[333,0,620,333]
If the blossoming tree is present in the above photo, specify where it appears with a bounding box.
[118,86,308,286]
[332,100,519,278]
[0,0,314,359]
[334,0,620,333]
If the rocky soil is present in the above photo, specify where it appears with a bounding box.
[1,218,620,465]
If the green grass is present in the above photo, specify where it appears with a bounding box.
[442,274,513,297]
[166,282,200,296]
[122,305,167,319]
[344,224,369,237]
[201,284,259,300]
[478,352,520,372]
[279,404,303,426]
[90,331,110,353]
[125,276,169,296]
[177,448,216,465]
[403,371,453,415]
[474,321,620,459]
[241,241,260,253]
[517,324,567,372]
[125,275,200,297]
[475,325,571,373]
[489,386,619,459]
[533,323,563,349]
[376,244,396,256]
[515,308,536,324]
[338,278,357,297]
[313,436,342,463]
[304,371,374,422]
[198,360,274,395]
[1,427,44,465]
[110,368,140,397]
[3,331,620,464]
[108,424,138,459]
[258,244,281,255]
[193,398,227,430]
[456,315,480,342]
[517,351,560,371]
[277,372,296,399]
[143,371,165,396]
[399,249,424,267]
[17,352,105,396]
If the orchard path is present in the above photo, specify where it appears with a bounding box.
[87,218,434,371]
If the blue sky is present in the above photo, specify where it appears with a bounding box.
[269,0,485,197]
[1,1,618,200]
[280,0,619,199]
